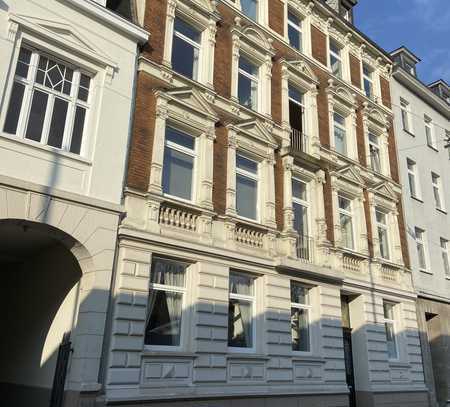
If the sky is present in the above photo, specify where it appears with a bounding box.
[353,0,450,85]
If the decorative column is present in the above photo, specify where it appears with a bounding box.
[162,0,177,67]
[263,150,277,229]
[367,191,380,258]
[315,170,327,245]
[303,3,314,58]
[357,192,369,255]
[350,107,359,161]
[148,92,169,195]
[282,156,294,233]
[230,22,241,103]
[343,33,353,83]
[331,177,341,246]
[262,52,273,117]
[225,126,237,217]
[391,208,404,265]
[308,87,320,157]
[205,19,217,89]
[199,127,215,211]
[381,130,391,177]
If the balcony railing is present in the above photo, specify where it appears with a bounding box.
[235,224,265,249]
[290,128,308,154]
[296,234,313,262]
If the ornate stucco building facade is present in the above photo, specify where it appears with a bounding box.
[391,47,450,407]
[101,1,428,406]
[0,1,147,406]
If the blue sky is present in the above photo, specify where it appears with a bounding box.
[354,0,450,85]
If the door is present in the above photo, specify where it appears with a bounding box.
[343,327,356,407]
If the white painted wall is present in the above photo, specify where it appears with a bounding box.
[391,76,450,302]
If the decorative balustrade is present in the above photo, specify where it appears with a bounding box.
[296,234,314,262]
[290,128,308,154]
[159,203,198,232]
[235,224,265,248]
[342,253,363,274]
[380,264,398,282]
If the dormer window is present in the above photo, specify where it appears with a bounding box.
[404,59,416,76]
[288,11,302,52]
[329,39,342,79]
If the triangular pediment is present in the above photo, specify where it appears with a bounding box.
[335,165,364,186]
[166,87,218,120]
[10,14,115,67]
[287,60,318,83]
[190,0,218,14]
[372,182,398,201]
[234,119,277,148]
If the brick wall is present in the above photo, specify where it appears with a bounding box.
[315,67,331,148]
[363,189,374,257]
[349,54,362,89]
[324,171,334,243]
[213,124,228,215]
[387,124,399,183]
[214,4,233,99]
[271,59,283,125]
[311,25,327,66]
[142,0,167,63]
[355,101,367,167]
[380,76,392,109]
[397,198,410,268]
[268,0,284,35]
[275,152,284,232]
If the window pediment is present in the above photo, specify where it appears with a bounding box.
[333,165,365,188]
[9,14,117,69]
[233,119,277,149]
[281,59,319,87]
[172,0,220,23]
[362,103,390,131]
[327,80,357,110]
[232,20,275,57]
[370,182,399,205]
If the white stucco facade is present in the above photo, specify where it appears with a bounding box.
[0,1,148,405]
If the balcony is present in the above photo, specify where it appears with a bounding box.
[290,128,308,154]
[296,234,314,262]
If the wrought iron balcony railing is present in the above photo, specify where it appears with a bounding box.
[296,234,313,262]
[290,128,308,154]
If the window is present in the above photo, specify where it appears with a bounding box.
[369,133,381,172]
[288,84,305,134]
[383,302,398,360]
[162,126,196,201]
[3,47,91,155]
[440,238,450,276]
[236,153,258,220]
[406,158,419,198]
[404,60,415,76]
[329,39,342,79]
[415,227,427,271]
[333,112,347,155]
[228,272,255,349]
[376,209,390,260]
[338,195,354,250]
[425,116,436,149]
[291,282,311,352]
[363,63,373,99]
[238,56,258,110]
[400,99,411,133]
[145,258,187,347]
[287,11,302,52]
[171,17,201,80]
[292,178,310,259]
[241,0,257,20]
[432,172,443,210]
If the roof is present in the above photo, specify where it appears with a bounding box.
[428,79,449,90]
[390,46,421,63]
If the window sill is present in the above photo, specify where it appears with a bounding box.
[142,350,197,358]
[0,131,92,165]
[419,269,433,275]
[161,194,215,216]
[340,247,369,260]
[403,129,415,137]
[227,353,270,360]
[292,355,326,364]
[411,195,424,203]
[377,257,402,269]
[436,207,447,215]
[389,361,411,368]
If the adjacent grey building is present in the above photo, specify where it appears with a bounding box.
[391,47,450,407]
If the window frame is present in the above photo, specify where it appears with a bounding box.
[333,111,347,156]
[290,281,312,354]
[144,257,189,351]
[287,9,303,52]
[400,99,412,134]
[440,238,450,277]
[362,63,374,99]
[425,116,437,150]
[368,132,381,173]
[162,125,198,203]
[406,158,420,199]
[338,194,355,251]
[2,45,92,157]
[235,152,260,222]
[415,227,428,272]
[228,271,257,353]
[237,55,260,111]
[431,172,444,211]
[329,38,343,79]
[376,208,390,260]
[383,301,399,361]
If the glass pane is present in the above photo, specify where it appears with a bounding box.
[370,145,381,172]
[229,272,254,295]
[364,79,373,98]
[77,73,90,101]
[288,25,301,51]
[239,56,257,76]
[25,90,49,142]
[330,40,340,55]
[70,106,86,154]
[378,228,390,259]
[291,308,310,352]
[376,210,386,224]
[408,173,416,197]
[417,243,427,269]
[236,174,257,219]
[385,322,397,359]
[228,298,253,347]
[145,290,183,346]
[288,85,303,104]
[166,127,195,150]
[3,82,25,135]
[291,282,308,304]
[340,213,354,249]
[292,178,307,200]
[288,11,300,25]
[293,202,308,236]
[162,147,194,200]
[151,258,186,287]
[172,35,198,79]
[331,55,342,78]
[15,48,32,78]
[47,98,68,149]
[174,17,200,43]
[241,0,257,20]
[363,64,371,77]
[383,302,394,319]
[236,154,257,173]
[338,196,351,212]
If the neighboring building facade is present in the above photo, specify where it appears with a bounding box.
[102,1,428,406]
[391,47,450,407]
[0,0,147,406]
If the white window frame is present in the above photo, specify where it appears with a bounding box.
[228,271,256,353]
[415,227,428,272]
[425,116,437,150]
[338,194,355,251]
[2,45,92,156]
[362,63,374,99]
[431,172,444,210]
[144,258,189,352]
[238,55,260,111]
[440,238,450,276]
[333,111,347,156]
[328,38,343,79]
[376,209,390,260]
[287,9,303,52]
[407,158,420,199]
[235,152,260,222]
[292,176,309,235]
[290,281,312,354]
[400,99,412,134]
[383,301,399,361]
[368,132,382,173]
[162,126,197,203]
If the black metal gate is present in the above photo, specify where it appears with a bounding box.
[49,332,72,407]
[343,327,356,407]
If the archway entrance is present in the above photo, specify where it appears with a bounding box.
[0,220,82,407]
